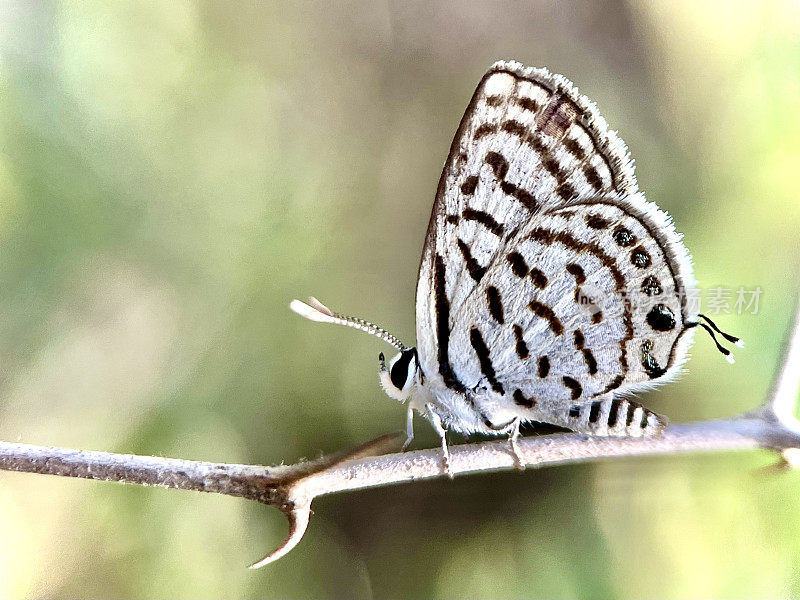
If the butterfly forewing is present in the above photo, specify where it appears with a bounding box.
[416,61,696,434]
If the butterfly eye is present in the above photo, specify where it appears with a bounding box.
[379,349,418,402]
[389,349,417,391]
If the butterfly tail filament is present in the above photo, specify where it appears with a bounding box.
[686,314,742,364]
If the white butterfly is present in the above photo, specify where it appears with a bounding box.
[291,61,741,470]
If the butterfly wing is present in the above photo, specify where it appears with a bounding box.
[415,61,696,434]
[448,196,697,432]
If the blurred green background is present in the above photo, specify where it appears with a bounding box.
[0,1,799,597]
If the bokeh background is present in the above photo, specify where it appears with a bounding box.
[0,1,799,597]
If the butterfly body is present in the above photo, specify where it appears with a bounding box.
[413,61,697,438]
[292,61,739,469]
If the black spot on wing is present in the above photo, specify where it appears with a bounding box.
[566,263,586,284]
[563,376,582,400]
[556,182,576,201]
[641,340,666,379]
[625,402,637,426]
[541,156,567,190]
[513,388,536,408]
[501,119,529,138]
[583,164,604,190]
[641,275,663,296]
[538,356,550,378]
[631,246,651,268]
[460,175,479,195]
[572,329,597,376]
[586,214,609,229]
[485,94,504,107]
[515,97,540,112]
[530,268,548,289]
[588,400,601,423]
[485,286,505,324]
[613,227,636,247]
[485,151,509,180]
[513,324,529,359]
[573,329,585,349]
[647,304,676,332]
[564,137,586,160]
[506,252,529,278]
[583,349,598,375]
[603,375,624,394]
[474,123,498,139]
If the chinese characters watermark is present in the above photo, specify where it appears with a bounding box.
[575,285,763,319]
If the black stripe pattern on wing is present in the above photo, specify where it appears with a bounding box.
[492,68,625,192]
[469,327,504,395]
[529,227,633,371]
[528,301,564,336]
[573,329,598,375]
[457,239,487,283]
[485,148,538,212]
[434,254,465,393]
[607,399,623,428]
[463,208,504,236]
[498,119,575,201]
[500,181,538,212]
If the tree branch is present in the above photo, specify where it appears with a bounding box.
[2,299,800,568]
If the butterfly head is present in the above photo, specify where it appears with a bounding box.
[379,348,418,402]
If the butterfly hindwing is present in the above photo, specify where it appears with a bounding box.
[447,197,696,432]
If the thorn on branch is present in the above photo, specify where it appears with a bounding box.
[249,501,312,569]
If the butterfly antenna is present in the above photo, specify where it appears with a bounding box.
[698,313,744,347]
[687,321,736,364]
[290,297,407,351]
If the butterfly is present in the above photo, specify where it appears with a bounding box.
[291,60,741,471]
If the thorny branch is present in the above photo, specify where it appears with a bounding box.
[2,302,800,568]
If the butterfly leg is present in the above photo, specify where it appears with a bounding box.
[559,395,667,437]
[401,406,414,452]
[425,403,452,478]
[506,418,525,470]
